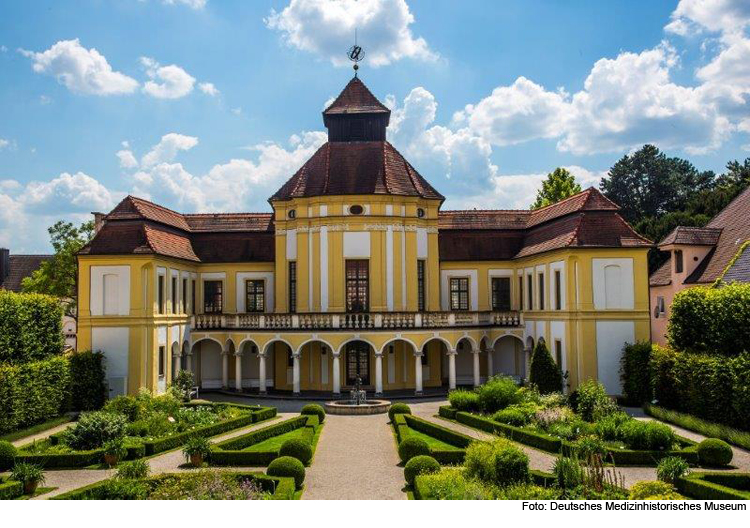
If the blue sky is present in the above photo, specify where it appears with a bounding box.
[1,0,749,252]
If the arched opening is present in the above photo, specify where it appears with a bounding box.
[180,341,190,371]
[297,340,334,391]
[191,338,223,389]
[489,335,526,381]
[265,340,293,392]
[235,340,264,391]
[381,338,420,392]
[170,341,180,381]
[342,340,373,389]
[454,337,476,386]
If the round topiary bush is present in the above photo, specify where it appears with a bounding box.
[0,440,17,471]
[403,455,440,486]
[300,404,326,424]
[388,403,411,423]
[697,438,733,467]
[279,438,313,465]
[397,436,430,463]
[477,376,520,413]
[267,456,306,490]
[493,443,530,486]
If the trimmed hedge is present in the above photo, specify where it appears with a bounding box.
[68,351,107,412]
[267,457,305,490]
[0,290,63,364]
[0,478,24,500]
[388,403,411,423]
[300,404,325,424]
[676,472,750,500]
[438,405,457,420]
[0,356,70,435]
[697,438,733,466]
[404,414,472,448]
[620,341,652,405]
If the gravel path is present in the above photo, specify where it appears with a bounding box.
[303,414,405,500]
[12,422,74,448]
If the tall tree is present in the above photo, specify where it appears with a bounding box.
[531,167,582,209]
[22,220,94,316]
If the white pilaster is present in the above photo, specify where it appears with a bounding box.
[222,351,229,389]
[234,353,242,391]
[447,350,457,390]
[173,354,180,380]
[472,350,481,387]
[185,353,192,373]
[292,351,301,394]
[258,353,267,393]
[375,353,383,395]
[332,353,341,394]
[414,353,423,395]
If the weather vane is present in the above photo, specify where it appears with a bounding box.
[347,28,364,77]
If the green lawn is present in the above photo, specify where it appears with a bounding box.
[406,428,462,451]
[242,427,309,452]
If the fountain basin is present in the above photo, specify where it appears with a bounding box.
[325,399,391,415]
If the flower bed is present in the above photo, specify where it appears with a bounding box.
[392,414,474,465]
[52,471,297,500]
[675,472,750,500]
[209,414,320,467]
[15,391,275,468]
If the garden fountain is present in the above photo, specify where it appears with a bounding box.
[324,376,391,415]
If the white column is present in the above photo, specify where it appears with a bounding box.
[414,353,423,395]
[487,349,494,378]
[292,351,301,394]
[332,353,341,394]
[234,353,242,391]
[375,353,383,395]
[222,351,229,389]
[447,350,457,390]
[173,354,181,380]
[258,353,267,393]
[185,353,192,373]
[472,350,481,387]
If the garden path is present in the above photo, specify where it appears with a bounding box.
[303,413,405,500]
[11,422,74,448]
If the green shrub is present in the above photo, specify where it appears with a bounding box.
[300,404,325,424]
[388,403,411,423]
[267,456,305,489]
[657,456,690,484]
[575,435,607,462]
[644,404,750,451]
[0,440,17,470]
[493,407,531,426]
[182,436,211,462]
[619,420,675,451]
[593,412,629,441]
[553,456,584,489]
[279,438,313,465]
[68,350,106,411]
[172,370,195,401]
[397,436,430,463]
[620,341,653,405]
[448,389,480,412]
[104,395,140,422]
[103,438,127,459]
[64,411,127,450]
[10,462,46,485]
[477,376,520,413]
[0,356,70,435]
[403,455,440,486]
[628,480,683,500]
[465,439,529,486]
[0,290,63,364]
[498,483,560,500]
[529,341,562,394]
[415,467,495,500]
[697,438,733,466]
[575,379,617,421]
[116,459,150,480]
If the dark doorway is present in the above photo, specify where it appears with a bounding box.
[346,341,370,385]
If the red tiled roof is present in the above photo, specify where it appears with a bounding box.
[143,225,199,262]
[323,77,390,116]
[526,187,619,228]
[108,196,191,231]
[649,259,672,287]
[658,226,723,247]
[438,210,530,230]
[270,141,443,201]
[184,213,274,232]
[0,255,51,292]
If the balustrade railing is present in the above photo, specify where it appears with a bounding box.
[192,310,521,331]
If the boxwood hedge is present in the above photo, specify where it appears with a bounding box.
[0,478,24,500]
[676,472,750,500]
[0,290,63,364]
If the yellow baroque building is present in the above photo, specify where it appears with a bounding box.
[77,76,651,398]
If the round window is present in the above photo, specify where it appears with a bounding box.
[349,204,364,215]
[288,209,296,219]
[417,208,425,218]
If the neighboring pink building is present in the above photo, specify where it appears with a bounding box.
[650,186,750,345]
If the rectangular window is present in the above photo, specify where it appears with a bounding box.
[182,278,187,314]
[158,345,166,378]
[527,274,533,310]
[288,262,297,313]
[491,277,511,311]
[158,275,165,315]
[346,260,369,312]
[657,296,665,314]
[538,273,545,310]
[519,276,523,310]
[171,276,177,314]
[204,280,223,313]
[554,340,563,367]
[450,277,469,311]
[417,260,426,312]
[191,279,196,315]
[245,280,265,312]
[675,250,684,273]
[554,270,562,310]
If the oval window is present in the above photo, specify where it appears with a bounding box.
[288,209,296,219]
[349,205,364,215]
[417,208,425,218]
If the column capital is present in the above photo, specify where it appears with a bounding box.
[233,350,243,357]
[221,349,231,356]
[413,350,424,357]
[292,350,301,358]
[446,349,458,356]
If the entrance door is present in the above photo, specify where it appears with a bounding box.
[346,342,370,385]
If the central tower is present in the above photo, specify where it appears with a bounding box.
[322,77,391,142]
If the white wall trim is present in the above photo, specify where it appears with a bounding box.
[90,266,130,316]
[286,229,297,260]
[320,226,329,312]
[440,269,479,311]
[236,272,275,313]
[592,258,634,310]
[386,227,394,311]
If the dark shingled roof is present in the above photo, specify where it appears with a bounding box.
[658,226,723,247]
[323,77,391,117]
[0,255,52,292]
[649,258,672,287]
[721,244,750,283]
[270,141,443,201]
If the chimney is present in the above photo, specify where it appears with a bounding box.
[93,212,105,235]
[0,248,9,283]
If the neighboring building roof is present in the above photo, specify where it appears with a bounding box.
[323,77,391,117]
[720,243,750,283]
[0,254,52,292]
[658,226,723,247]
[270,141,444,201]
[649,259,672,287]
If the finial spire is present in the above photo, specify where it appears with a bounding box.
[347,28,364,78]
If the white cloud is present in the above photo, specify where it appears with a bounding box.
[141,133,199,168]
[198,82,218,96]
[266,0,437,67]
[116,149,139,169]
[162,0,207,9]
[0,139,9,150]
[22,172,119,214]
[19,39,138,96]
[665,0,750,39]
[140,57,195,99]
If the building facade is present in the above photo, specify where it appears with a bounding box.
[77,76,651,398]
